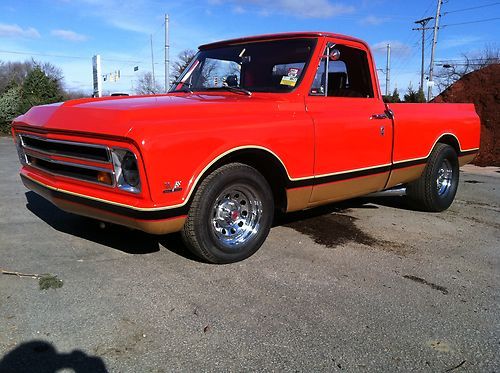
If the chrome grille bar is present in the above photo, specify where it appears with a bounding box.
[19,134,111,163]
[19,134,115,187]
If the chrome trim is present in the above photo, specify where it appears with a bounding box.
[25,152,116,188]
[25,151,113,174]
[211,185,263,248]
[26,163,116,189]
[370,113,388,120]
[22,145,113,166]
[111,147,141,194]
[19,134,112,164]
[15,134,28,165]
[366,187,406,198]
[22,144,111,165]
[436,159,453,197]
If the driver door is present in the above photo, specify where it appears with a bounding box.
[305,40,392,205]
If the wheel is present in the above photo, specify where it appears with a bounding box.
[406,143,459,212]
[181,163,274,263]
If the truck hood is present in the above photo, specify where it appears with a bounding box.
[14,94,283,139]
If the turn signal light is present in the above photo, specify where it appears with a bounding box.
[97,171,113,185]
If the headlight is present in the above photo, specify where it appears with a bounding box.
[111,148,141,193]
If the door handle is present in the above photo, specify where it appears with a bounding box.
[371,113,387,120]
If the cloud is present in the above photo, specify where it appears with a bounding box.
[372,41,411,56]
[232,5,246,14]
[63,0,156,34]
[0,23,40,38]
[359,15,388,26]
[209,0,354,19]
[51,29,88,42]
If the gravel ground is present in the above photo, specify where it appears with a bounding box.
[0,136,498,372]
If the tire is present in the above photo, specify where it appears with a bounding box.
[181,163,274,263]
[406,143,459,212]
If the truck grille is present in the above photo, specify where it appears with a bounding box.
[20,134,110,163]
[18,134,114,187]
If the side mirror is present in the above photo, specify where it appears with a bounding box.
[329,49,341,61]
[241,56,251,64]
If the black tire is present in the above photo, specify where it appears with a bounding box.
[406,143,459,212]
[181,163,274,263]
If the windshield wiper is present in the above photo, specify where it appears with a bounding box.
[216,85,252,96]
[170,81,193,93]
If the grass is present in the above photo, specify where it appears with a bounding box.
[39,274,64,290]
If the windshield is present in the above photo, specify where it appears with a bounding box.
[169,38,317,94]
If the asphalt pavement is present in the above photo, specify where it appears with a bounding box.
[0,136,498,372]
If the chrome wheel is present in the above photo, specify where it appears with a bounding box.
[211,185,263,248]
[436,159,453,197]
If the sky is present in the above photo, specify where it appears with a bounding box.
[0,0,498,96]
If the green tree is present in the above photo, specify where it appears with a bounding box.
[416,87,426,103]
[382,88,401,103]
[0,60,63,95]
[19,66,64,113]
[384,88,402,103]
[404,84,426,103]
[0,85,22,134]
[391,88,401,103]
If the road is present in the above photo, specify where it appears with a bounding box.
[0,136,498,372]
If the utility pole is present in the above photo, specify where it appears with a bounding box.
[150,34,156,92]
[385,44,391,96]
[92,55,102,98]
[413,17,433,92]
[164,14,170,92]
[428,0,443,101]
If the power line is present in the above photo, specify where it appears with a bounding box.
[0,49,88,60]
[0,49,144,64]
[422,0,436,17]
[443,2,500,15]
[386,0,436,89]
[436,58,500,62]
[441,17,500,27]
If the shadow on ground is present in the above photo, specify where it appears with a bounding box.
[25,191,410,261]
[26,192,160,255]
[25,191,199,261]
[0,340,108,373]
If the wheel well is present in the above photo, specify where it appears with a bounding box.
[201,149,289,213]
[437,134,460,155]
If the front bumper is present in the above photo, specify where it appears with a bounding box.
[21,174,186,235]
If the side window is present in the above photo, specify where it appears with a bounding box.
[310,44,374,98]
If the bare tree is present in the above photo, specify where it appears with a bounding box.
[435,45,500,91]
[171,50,196,83]
[134,72,162,95]
[64,90,90,100]
[198,59,220,87]
[39,61,64,85]
[0,61,32,93]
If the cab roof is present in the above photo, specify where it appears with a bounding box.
[199,32,368,50]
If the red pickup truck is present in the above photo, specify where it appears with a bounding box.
[12,32,480,263]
